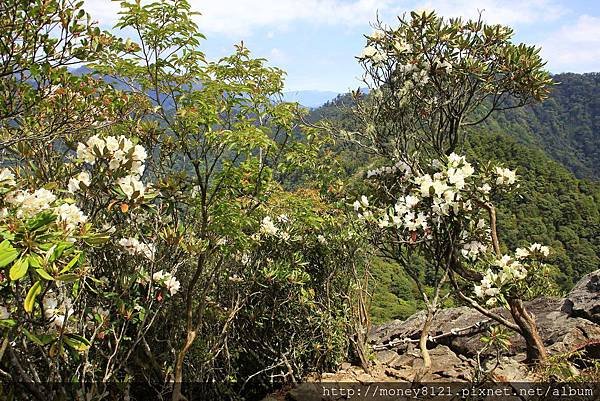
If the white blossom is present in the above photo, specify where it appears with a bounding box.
[461,241,487,261]
[372,51,388,64]
[277,214,289,224]
[152,270,180,295]
[515,247,530,259]
[56,203,87,231]
[7,188,56,218]
[0,168,16,186]
[68,171,91,193]
[164,275,181,295]
[42,291,73,330]
[360,46,378,58]
[369,30,386,40]
[152,270,166,282]
[495,167,517,185]
[119,237,155,260]
[260,216,278,236]
[529,243,550,257]
[117,175,146,200]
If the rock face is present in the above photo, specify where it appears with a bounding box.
[370,294,600,361]
[562,270,600,324]
[263,271,600,400]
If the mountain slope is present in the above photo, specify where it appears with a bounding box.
[483,73,600,180]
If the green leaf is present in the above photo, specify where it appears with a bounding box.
[56,274,79,282]
[36,269,54,281]
[84,234,110,246]
[26,211,57,231]
[28,254,43,268]
[60,253,81,274]
[24,281,42,313]
[0,319,17,328]
[0,240,18,268]
[23,328,43,345]
[63,333,90,352]
[9,258,29,281]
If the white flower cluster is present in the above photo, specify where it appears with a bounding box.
[378,194,428,233]
[413,153,475,216]
[353,195,373,220]
[461,240,487,261]
[117,175,146,200]
[76,134,147,174]
[474,243,550,306]
[495,167,517,186]
[356,154,519,248]
[118,237,156,260]
[43,290,74,330]
[152,270,180,295]
[360,46,388,64]
[259,215,292,241]
[68,171,91,193]
[393,39,412,54]
[56,203,88,231]
[5,188,56,218]
[75,135,149,201]
[515,243,550,259]
[366,161,411,178]
[260,216,278,235]
[3,186,88,232]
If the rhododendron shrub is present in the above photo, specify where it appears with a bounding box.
[349,10,554,366]
[354,152,553,365]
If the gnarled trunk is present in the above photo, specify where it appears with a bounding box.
[172,330,197,401]
[509,298,547,363]
[419,308,434,369]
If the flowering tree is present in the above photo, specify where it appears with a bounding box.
[354,153,553,364]
[350,10,552,160]
[350,10,554,366]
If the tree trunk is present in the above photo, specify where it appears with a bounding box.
[419,309,434,369]
[171,330,197,401]
[509,299,547,363]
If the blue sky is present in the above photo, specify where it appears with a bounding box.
[85,0,600,92]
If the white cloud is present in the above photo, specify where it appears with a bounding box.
[83,0,397,36]
[82,0,121,27]
[82,0,568,38]
[541,15,600,72]
[412,0,566,25]
[268,47,288,64]
[197,0,402,36]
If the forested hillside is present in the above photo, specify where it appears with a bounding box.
[484,73,600,180]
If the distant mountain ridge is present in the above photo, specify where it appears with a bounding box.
[281,90,339,109]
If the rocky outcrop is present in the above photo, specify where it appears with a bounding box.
[370,272,600,361]
[562,270,600,324]
[263,271,600,400]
